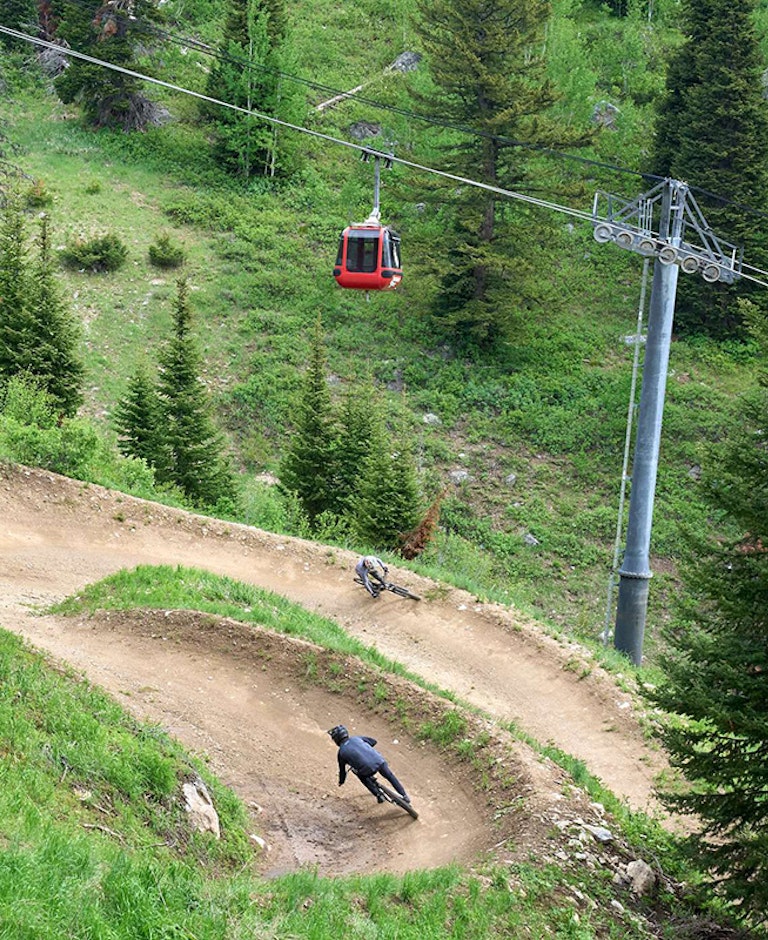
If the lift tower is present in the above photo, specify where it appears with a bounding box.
[592,178,743,666]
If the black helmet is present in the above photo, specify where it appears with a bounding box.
[328,725,349,745]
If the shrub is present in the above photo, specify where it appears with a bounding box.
[1,375,58,429]
[0,415,100,476]
[103,454,157,498]
[148,233,186,269]
[0,377,158,494]
[162,193,242,230]
[26,179,53,208]
[60,233,128,273]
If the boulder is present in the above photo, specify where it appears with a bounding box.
[626,859,656,896]
[182,777,220,839]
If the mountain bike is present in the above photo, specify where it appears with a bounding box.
[354,576,421,601]
[352,769,419,819]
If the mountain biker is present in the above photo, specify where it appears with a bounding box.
[328,725,410,803]
[355,555,388,598]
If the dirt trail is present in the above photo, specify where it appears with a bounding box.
[0,465,669,874]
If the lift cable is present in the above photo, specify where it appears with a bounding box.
[3,24,768,288]
[38,0,768,223]
[0,26,596,224]
[20,0,658,185]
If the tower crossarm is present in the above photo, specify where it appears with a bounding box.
[591,181,742,285]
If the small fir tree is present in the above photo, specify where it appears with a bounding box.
[27,214,84,417]
[156,278,234,507]
[113,362,167,476]
[353,412,421,552]
[2,208,85,418]
[280,314,337,524]
[0,196,33,381]
[331,384,375,516]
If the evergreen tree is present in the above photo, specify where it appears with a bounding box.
[0,196,34,381]
[411,0,589,343]
[1,207,83,417]
[54,0,164,130]
[353,411,421,552]
[113,362,167,474]
[156,278,234,507]
[642,310,768,924]
[650,0,768,338]
[331,384,375,516]
[203,0,302,178]
[0,0,38,49]
[27,214,84,417]
[280,314,337,523]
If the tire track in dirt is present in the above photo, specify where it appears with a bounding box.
[12,604,497,876]
[0,465,668,843]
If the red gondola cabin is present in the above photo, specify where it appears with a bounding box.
[333,221,402,291]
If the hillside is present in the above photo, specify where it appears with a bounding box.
[2,1,768,934]
[3,0,759,661]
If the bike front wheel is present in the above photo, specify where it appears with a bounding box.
[387,583,421,601]
[378,782,419,819]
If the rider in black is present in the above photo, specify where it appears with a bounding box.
[328,725,410,803]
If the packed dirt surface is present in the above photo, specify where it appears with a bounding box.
[0,464,672,876]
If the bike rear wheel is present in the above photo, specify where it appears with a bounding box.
[378,782,419,819]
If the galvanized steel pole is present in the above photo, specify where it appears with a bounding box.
[614,180,684,665]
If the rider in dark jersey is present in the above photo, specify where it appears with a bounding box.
[328,725,410,802]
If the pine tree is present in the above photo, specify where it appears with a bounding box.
[411,0,590,343]
[1,207,84,418]
[353,412,421,552]
[642,310,768,923]
[331,384,375,516]
[650,0,768,337]
[280,314,337,523]
[0,196,34,381]
[156,278,234,507]
[113,362,167,475]
[26,214,84,417]
[54,0,164,130]
[203,0,301,178]
[0,0,38,49]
